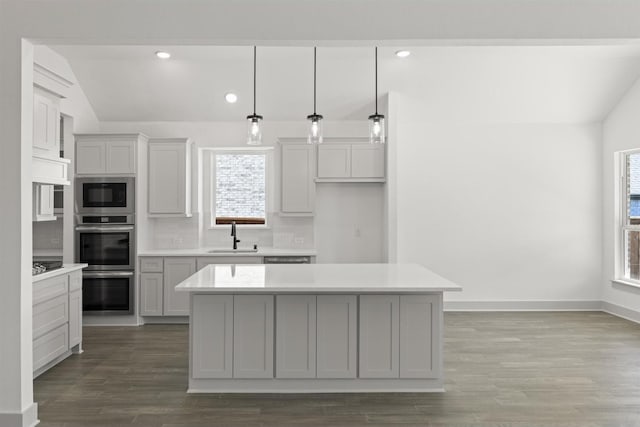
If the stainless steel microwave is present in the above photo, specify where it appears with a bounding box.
[75,177,135,215]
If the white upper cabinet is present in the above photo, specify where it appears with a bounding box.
[317,144,351,178]
[75,134,144,175]
[317,140,385,182]
[33,183,56,222]
[32,87,60,159]
[32,86,70,186]
[280,141,316,215]
[147,138,193,217]
[351,144,385,179]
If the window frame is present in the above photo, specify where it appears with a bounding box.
[207,147,273,230]
[615,148,640,284]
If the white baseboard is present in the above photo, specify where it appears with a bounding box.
[0,402,38,427]
[141,316,189,325]
[83,314,139,327]
[444,300,602,311]
[602,301,640,324]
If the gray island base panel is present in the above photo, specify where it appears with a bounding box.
[176,263,461,393]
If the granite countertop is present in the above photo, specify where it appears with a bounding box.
[33,263,88,283]
[176,263,462,293]
[137,247,317,257]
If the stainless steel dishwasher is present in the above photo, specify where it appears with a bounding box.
[263,256,311,264]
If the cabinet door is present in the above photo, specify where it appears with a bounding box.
[281,144,315,213]
[163,258,196,316]
[359,295,399,378]
[351,145,385,178]
[276,295,316,378]
[233,295,274,378]
[33,90,60,156]
[400,294,440,378]
[106,141,136,174]
[148,142,188,215]
[140,273,164,316]
[317,144,351,178]
[192,295,233,378]
[316,295,357,378]
[33,184,56,222]
[68,289,82,348]
[76,141,106,174]
[33,324,68,372]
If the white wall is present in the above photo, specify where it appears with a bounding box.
[390,94,603,304]
[602,75,640,315]
[99,120,383,260]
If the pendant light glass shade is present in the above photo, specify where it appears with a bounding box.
[307,47,323,144]
[247,46,263,145]
[369,46,385,144]
[246,114,263,145]
[368,113,385,144]
[307,113,323,144]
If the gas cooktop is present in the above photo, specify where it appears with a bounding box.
[32,261,63,276]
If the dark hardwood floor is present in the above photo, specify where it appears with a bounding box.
[35,312,640,426]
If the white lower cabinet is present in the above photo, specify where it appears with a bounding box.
[33,294,68,339]
[163,258,196,316]
[187,291,442,389]
[276,295,316,378]
[233,295,274,378]
[316,295,357,378]
[139,273,164,316]
[32,269,83,377]
[192,295,233,379]
[33,324,69,372]
[399,294,440,379]
[358,295,400,378]
[69,289,82,348]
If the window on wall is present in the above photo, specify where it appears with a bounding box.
[621,151,640,280]
[214,152,266,225]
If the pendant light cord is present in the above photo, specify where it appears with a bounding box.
[374,46,378,115]
[313,47,317,115]
[253,45,257,116]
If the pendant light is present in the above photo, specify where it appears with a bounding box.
[368,46,385,144]
[247,46,263,145]
[307,47,323,144]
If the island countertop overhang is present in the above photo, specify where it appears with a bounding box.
[175,263,462,294]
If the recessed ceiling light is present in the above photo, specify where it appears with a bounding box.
[155,51,171,59]
[395,50,411,58]
[225,92,238,104]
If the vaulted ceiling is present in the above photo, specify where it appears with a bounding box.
[52,44,640,124]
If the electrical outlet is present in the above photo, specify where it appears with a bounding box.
[354,228,361,238]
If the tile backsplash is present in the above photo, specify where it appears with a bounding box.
[147,213,314,250]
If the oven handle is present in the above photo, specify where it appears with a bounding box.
[83,271,134,278]
[75,226,134,232]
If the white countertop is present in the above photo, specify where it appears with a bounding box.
[176,263,461,293]
[138,247,317,257]
[33,263,88,283]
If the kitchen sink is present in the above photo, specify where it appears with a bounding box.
[208,248,259,254]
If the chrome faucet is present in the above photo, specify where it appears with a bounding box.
[231,221,240,250]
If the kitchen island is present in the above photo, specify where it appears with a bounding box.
[176,263,461,393]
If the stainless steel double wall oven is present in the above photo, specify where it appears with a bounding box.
[76,177,135,314]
